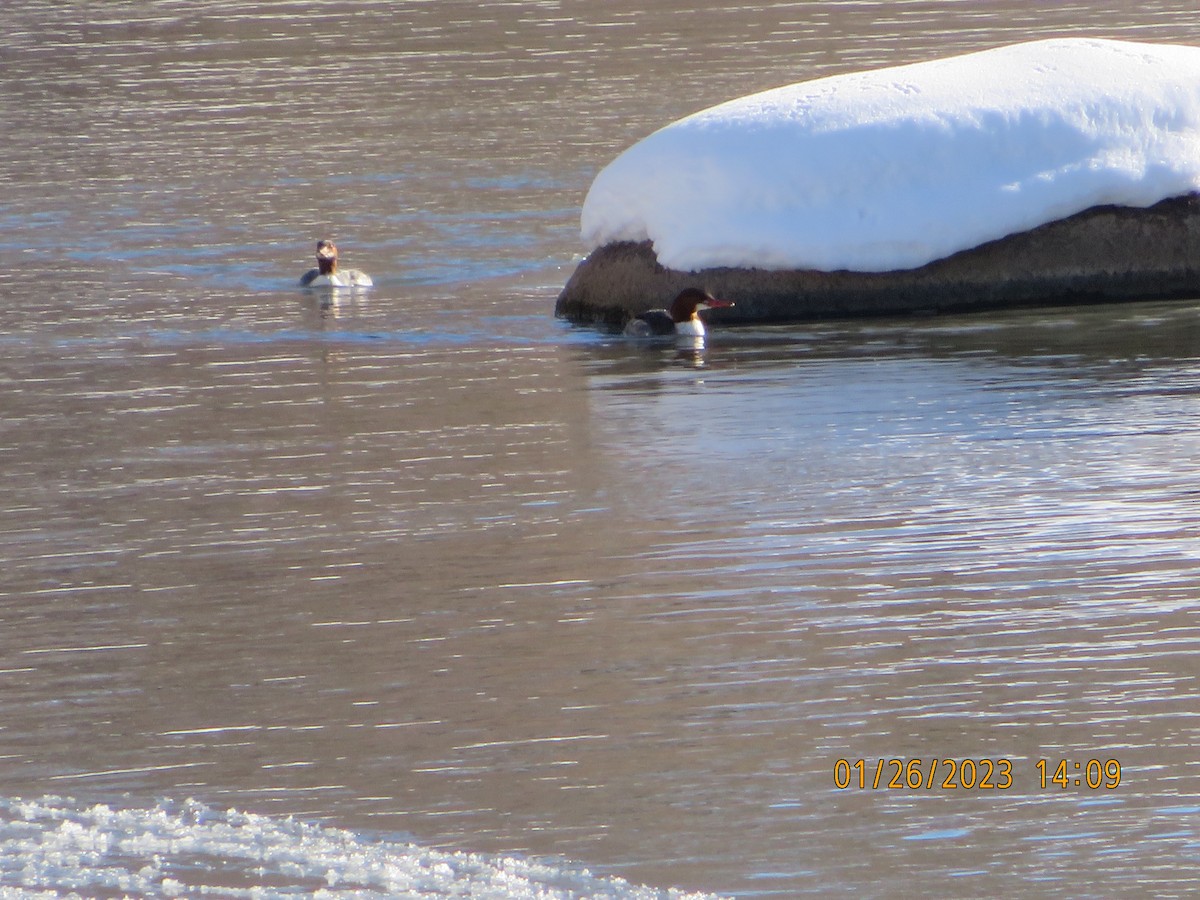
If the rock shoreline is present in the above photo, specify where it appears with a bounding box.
[555,194,1200,328]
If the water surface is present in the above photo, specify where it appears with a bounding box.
[4,2,1200,897]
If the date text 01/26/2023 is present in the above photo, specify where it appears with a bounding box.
[833,758,1123,790]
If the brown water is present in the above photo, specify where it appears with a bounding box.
[4,2,1200,897]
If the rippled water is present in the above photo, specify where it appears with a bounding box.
[5,2,1200,897]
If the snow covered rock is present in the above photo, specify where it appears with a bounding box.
[557,39,1200,326]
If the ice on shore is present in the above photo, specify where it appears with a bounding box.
[0,796,717,899]
[581,39,1200,273]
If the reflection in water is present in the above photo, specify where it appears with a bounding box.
[303,287,368,321]
[4,1,1200,897]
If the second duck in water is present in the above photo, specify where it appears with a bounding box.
[624,288,734,337]
[300,239,373,288]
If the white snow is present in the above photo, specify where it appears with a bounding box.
[580,38,1200,273]
[0,796,719,899]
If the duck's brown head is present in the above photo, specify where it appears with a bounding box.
[669,288,734,323]
[315,239,339,275]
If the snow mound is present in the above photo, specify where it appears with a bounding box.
[580,38,1200,273]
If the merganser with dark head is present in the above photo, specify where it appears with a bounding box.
[624,288,734,337]
[299,239,373,288]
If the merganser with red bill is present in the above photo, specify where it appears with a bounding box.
[300,239,373,288]
[623,288,735,337]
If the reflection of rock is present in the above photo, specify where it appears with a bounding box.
[555,194,1200,328]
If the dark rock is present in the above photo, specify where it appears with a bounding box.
[554,193,1200,327]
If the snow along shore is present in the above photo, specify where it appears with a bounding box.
[579,38,1200,274]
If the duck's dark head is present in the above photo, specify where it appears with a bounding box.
[668,288,734,323]
[315,239,339,275]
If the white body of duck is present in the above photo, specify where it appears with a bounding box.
[300,239,373,288]
[623,288,734,338]
[302,270,373,288]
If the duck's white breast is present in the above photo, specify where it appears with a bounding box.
[307,270,373,289]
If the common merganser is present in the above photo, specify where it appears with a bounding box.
[299,239,373,288]
[624,288,734,337]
